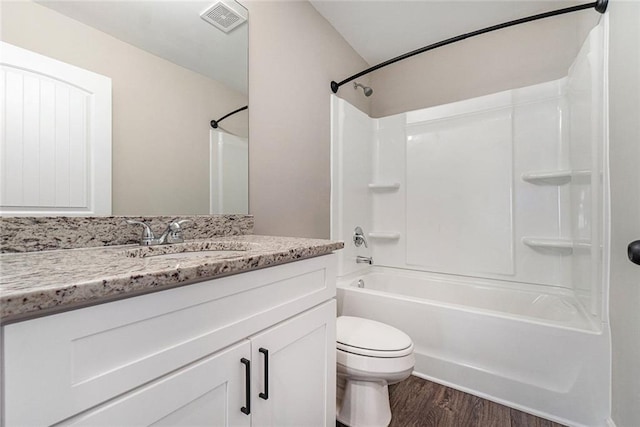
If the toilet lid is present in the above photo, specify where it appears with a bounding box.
[337,316,413,358]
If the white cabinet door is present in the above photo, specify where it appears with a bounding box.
[250,301,336,427]
[59,341,252,427]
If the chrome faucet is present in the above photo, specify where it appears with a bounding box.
[126,219,191,246]
[356,255,373,265]
[353,226,368,248]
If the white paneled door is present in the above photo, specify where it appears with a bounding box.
[0,42,111,215]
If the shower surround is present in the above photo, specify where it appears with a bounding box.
[331,18,610,427]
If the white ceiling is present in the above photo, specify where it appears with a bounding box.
[38,0,598,94]
[309,0,588,66]
[37,1,248,94]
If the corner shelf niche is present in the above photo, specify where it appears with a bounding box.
[368,183,400,191]
[522,237,592,253]
[368,232,401,240]
[521,170,590,185]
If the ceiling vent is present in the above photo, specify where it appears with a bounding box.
[200,1,248,34]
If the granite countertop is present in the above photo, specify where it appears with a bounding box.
[0,235,343,323]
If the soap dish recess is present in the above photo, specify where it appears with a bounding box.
[368,183,400,190]
[368,232,401,240]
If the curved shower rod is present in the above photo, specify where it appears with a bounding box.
[330,0,608,94]
[210,105,248,129]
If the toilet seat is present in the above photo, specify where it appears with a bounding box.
[337,316,413,358]
[337,342,414,358]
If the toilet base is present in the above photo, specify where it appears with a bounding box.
[337,379,391,427]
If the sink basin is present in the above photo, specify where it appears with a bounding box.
[125,241,254,259]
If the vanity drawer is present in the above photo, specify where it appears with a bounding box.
[3,254,336,427]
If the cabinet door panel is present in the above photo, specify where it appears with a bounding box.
[251,301,336,427]
[59,341,251,427]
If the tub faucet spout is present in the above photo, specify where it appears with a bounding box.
[356,255,373,265]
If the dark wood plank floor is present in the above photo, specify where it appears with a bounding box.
[338,375,566,427]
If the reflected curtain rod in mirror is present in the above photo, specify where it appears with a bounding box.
[210,105,248,129]
[330,0,608,94]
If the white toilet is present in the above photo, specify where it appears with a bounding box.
[336,316,415,427]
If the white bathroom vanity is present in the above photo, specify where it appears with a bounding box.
[1,232,341,427]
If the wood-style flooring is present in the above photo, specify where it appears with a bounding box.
[338,375,566,427]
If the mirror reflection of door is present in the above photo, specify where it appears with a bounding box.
[0,42,112,216]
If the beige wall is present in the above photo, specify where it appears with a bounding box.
[244,2,600,238]
[369,11,598,118]
[1,1,248,215]
[245,0,370,238]
[608,1,640,425]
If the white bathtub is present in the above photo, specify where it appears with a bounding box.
[337,267,610,427]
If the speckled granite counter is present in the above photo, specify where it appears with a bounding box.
[0,235,343,323]
[1,215,254,253]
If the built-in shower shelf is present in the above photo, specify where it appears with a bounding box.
[523,237,573,250]
[368,232,401,240]
[368,182,400,190]
[522,237,591,252]
[521,170,591,185]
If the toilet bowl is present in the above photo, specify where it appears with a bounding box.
[336,316,415,427]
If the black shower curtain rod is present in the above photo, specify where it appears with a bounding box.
[330,0,608,94]
[210,105,248,129]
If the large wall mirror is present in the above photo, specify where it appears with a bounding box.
[1,0,248,215]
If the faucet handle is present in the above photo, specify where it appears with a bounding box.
[353,226,368,248]
[126,220,156,246]
[169,219,191,231]
[166,219,191,243]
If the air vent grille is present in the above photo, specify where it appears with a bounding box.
[200,1,247,34]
